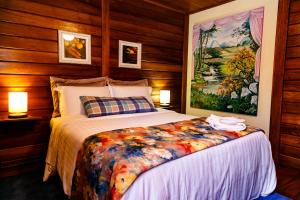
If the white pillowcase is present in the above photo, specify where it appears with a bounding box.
[109,86,154,105]
[57,86,111,116]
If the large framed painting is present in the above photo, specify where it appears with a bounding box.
[119,40,142,69]
[190,7,264,116]
[58,30,91,64]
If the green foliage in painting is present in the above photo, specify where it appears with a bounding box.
[206,48,222,58]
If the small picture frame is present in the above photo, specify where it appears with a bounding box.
[58,30,91,64]
[118,40,142,69]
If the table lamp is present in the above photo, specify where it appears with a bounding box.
[8,92,28,118]
[160,90,170,106]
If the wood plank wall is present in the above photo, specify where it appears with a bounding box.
[278,0,300,168]
[109,0,185,112]
[0,0,102,176]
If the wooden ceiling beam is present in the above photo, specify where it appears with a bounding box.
[144,0,186,14]
[143,0,234,15]
[188,0,233,14]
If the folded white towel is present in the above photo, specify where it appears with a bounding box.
[206,114,246,131]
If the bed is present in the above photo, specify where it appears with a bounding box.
[43,108,276,200]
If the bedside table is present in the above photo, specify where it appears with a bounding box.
[156,105,175,110]
[0,116,42,123]
[0,116,46,177]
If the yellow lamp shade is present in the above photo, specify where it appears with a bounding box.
[8,92,28,118]
[160,90,170,106]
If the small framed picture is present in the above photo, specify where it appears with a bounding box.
[58,30,91,64]
[118,40,142,69]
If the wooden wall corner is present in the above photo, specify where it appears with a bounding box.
[181,14,189,114]
[269,0,290,164]
[101,0,110,76]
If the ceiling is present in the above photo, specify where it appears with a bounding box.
[144,0,233,14]
[79,0,100,7]
[79,0,233,14]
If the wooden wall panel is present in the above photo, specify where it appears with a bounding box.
[30,0,100,15]
[272,0,300,169]
[0,9,101,36]
[110,0,183,26]
[109,0,184,112]
[0,0,101,26]
[0,0,101,176]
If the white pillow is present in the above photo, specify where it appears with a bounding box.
[57,86,111,116]
[109,86,154,105]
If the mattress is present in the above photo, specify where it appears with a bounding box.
[43,109,276,199]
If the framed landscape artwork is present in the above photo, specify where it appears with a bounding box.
[58,30,91,64]
[119,40,142,69]
[190,7,264,116]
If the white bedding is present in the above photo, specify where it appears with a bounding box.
[43,109,276,199]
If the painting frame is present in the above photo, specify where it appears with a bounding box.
[118,40,142,69]
[186,0,279,136]
[188,7,266,117]
[58,30,91,65]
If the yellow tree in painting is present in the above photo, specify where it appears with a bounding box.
[227,48,256,81]
[217,48,255,96]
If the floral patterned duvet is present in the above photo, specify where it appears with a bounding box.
[71,117,261,200]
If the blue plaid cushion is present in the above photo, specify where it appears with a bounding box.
[80,96,157,118]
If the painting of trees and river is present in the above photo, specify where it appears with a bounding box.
[191,7,264,116]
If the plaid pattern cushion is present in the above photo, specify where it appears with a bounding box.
[80,96,157,118]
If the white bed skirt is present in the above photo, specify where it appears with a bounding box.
[122,131,276,200]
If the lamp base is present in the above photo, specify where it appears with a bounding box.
[158,104,174,110]
[160,104,170,107]
[8,113,28,118]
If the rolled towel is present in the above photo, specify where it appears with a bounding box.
[206,114,246,131]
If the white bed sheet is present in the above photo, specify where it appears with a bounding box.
[43,109,276,199]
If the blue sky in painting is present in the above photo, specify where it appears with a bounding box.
[207,18,249,48]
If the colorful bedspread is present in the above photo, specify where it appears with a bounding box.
[71,117,261,200]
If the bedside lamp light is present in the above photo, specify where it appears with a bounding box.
[160,90,170,106]
[8,92,28,118]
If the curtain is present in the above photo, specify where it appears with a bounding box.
[250,7,264,81]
